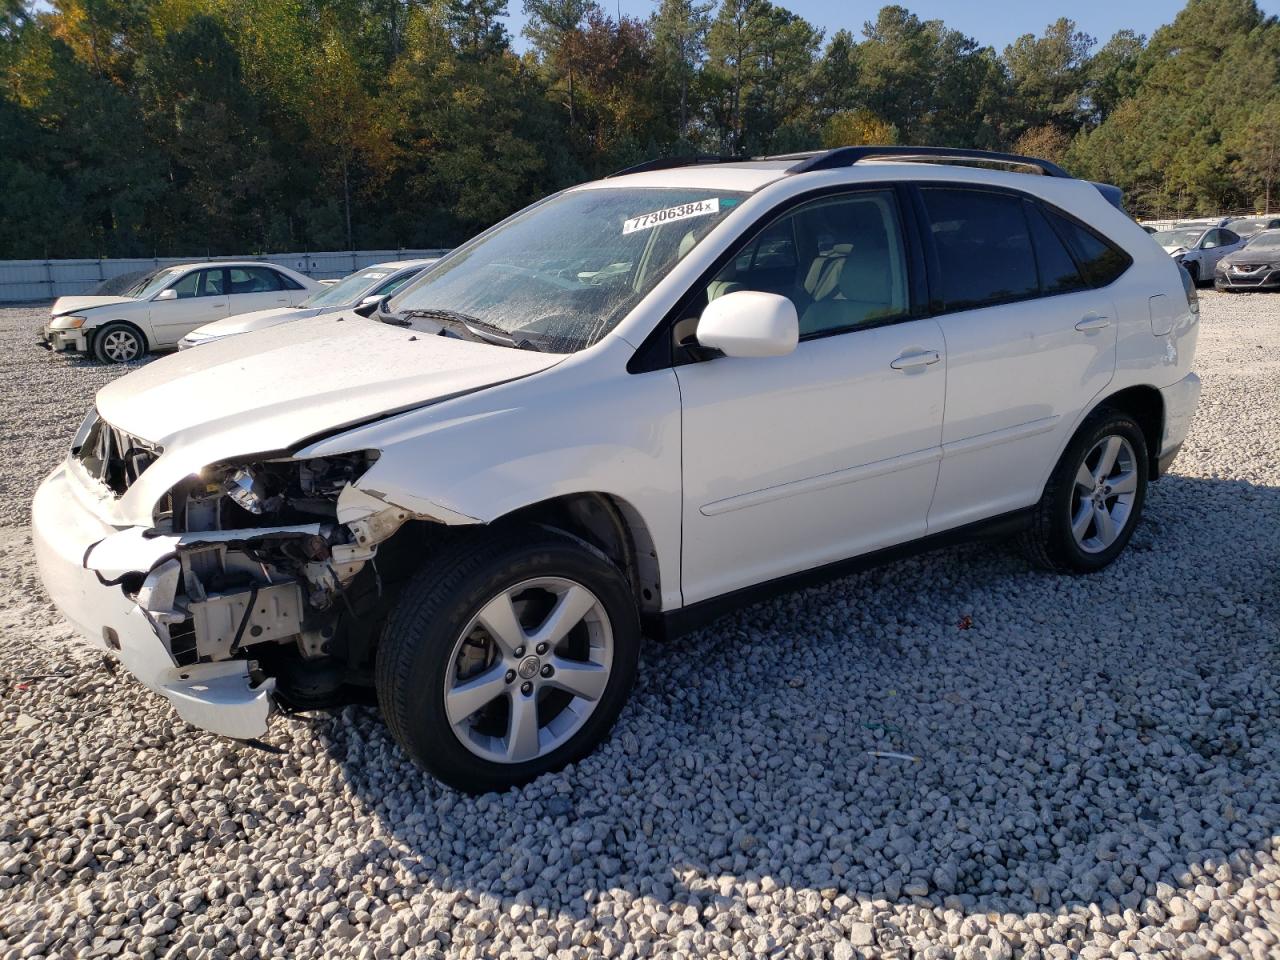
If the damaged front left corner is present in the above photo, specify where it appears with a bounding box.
[79,450,429,737]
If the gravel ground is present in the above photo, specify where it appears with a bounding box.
[1,294,1279,960]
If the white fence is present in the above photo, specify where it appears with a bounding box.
[0,249,451,303]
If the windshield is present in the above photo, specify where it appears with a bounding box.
[123,267,185,299]
[1244,230,1280,251]
[1153,228,1203,249]
[302,268,395,307]
[389,187,747,350]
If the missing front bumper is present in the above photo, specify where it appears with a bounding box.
[33,465,284,739]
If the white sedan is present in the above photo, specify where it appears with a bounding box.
[178,259,436,349]
[40,261,320,363]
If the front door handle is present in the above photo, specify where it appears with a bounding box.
[890,349,942,371]
[1075,314,1111,332]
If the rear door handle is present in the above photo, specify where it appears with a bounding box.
[890,349,942,371]
[1075,314,1111,332]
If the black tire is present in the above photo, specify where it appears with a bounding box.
[376,523,640,793]
[1183,262,1201,287]
[92,322,147,363]
[1021,408,1149,573]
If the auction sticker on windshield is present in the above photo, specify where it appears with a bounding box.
[623,199,721,235]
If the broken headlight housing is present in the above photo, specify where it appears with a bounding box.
[157,451,379,533]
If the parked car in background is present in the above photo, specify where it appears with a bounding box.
[41,262,320,363]
[1152,224,1245,285]
[1214,229,1280,292]
[32,146,1200,792]
[179,260,437,349]
[1224,215,1280,239]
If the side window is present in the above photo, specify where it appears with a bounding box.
[1201,229,1222,250]
[169,271,201,299]
[274,270,304,290]
[1042,208,1132,287]
[230,267,283,293]
[700,190,910,338]
[1024,202,1087,295]
[200,269,226,296]
[1220,229,1240,246]
[375,273,417,296]
[920,188,1039,311]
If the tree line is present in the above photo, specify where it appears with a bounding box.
[1,0,1277,259]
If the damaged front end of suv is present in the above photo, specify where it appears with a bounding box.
[46,413,429,739]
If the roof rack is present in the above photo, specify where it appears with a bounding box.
[605,154,746,178]
[780,145,1071,178]
[606,145,1072,182]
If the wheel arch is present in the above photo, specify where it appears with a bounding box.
[1092,384,1164,478]
[493,492,662,616]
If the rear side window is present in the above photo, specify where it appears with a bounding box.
[920,188,1039,311]
[275,270,305,290]
[230,267,285,293]
[1042,208,1132,287]
[1024,202,1087,294]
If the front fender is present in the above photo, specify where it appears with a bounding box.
[299,338,685,609]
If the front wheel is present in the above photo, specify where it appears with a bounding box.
[1022,409,1149,573]
[92,323,146,363]
[376,525,640,793]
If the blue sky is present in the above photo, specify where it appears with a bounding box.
[505,0,1280,53]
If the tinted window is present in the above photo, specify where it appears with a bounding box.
[169,271,201,299]
[921,188,1039,310]
[701,189,910,338]
[201,269,226,296]
[1043,208,1132,287]
[375,272,419,296]
[230,267,284,293]
[1024,202,1087,294]
[1220,229,1240,246]
[276,271,304,290]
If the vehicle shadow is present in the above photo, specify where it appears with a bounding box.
[321,472,1280,946]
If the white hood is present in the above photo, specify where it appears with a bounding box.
[92,314,564,525]
[51,295,139,316]
[188,305,321,340]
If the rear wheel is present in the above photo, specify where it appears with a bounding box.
[92,323,146,363]
[1022,409,1149,573]
[376,525,640,792]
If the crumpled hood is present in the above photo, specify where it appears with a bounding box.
[189,305,321,339]
[51,295,139,316]
[91,314,564,525]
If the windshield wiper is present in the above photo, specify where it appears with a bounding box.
[394,308,543,351]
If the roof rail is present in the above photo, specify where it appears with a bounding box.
[782,145,1072,179]
[606,154,745,178]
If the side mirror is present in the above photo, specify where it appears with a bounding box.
[353,295,386,318]
[154,288,178,301]
[696,290,798,359]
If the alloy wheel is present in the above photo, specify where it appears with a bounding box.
[100,330,140,362]
[443,577,613,765]
[1070,435,1138,554]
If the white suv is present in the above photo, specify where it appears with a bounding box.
[32,147,1201,792]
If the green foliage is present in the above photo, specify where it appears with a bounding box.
[1,0,1277,257]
